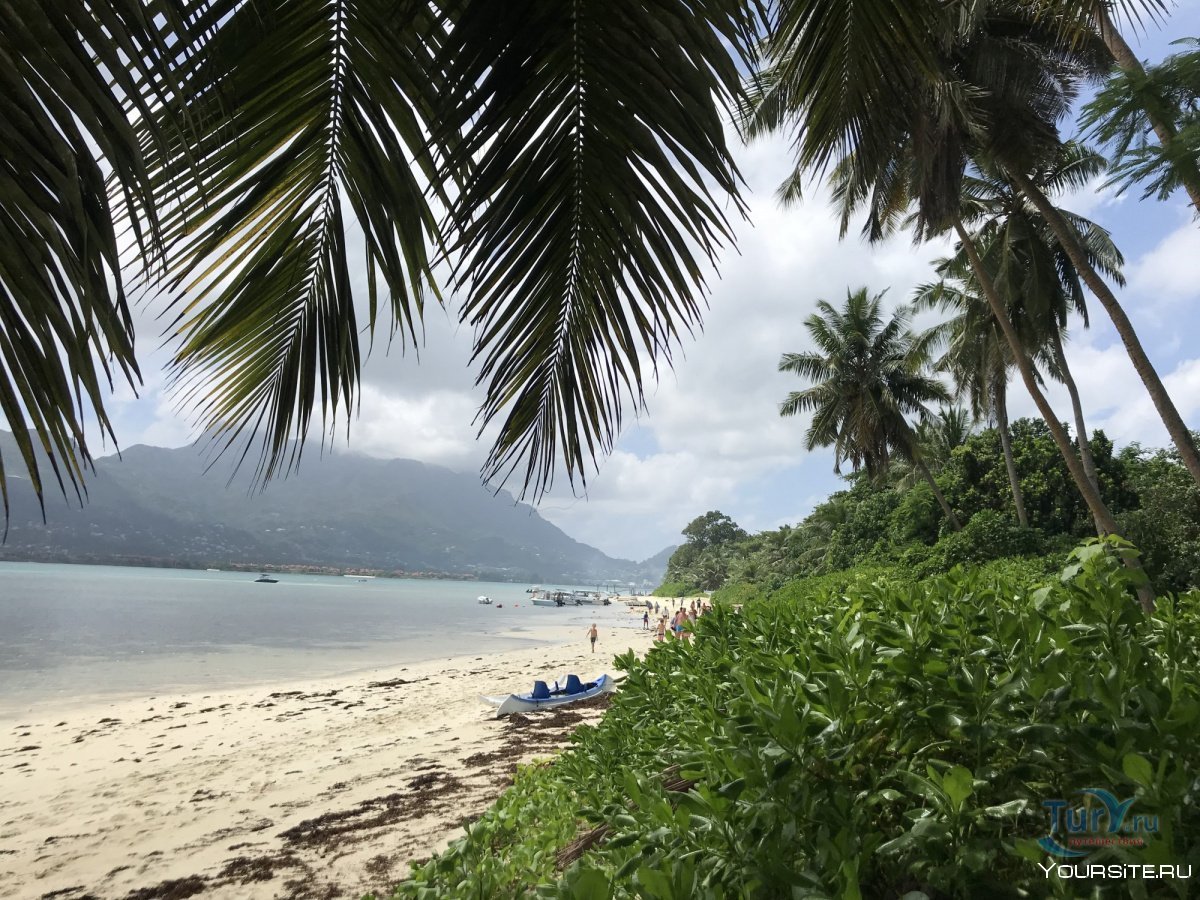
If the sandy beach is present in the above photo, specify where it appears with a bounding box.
[0,608,662,900]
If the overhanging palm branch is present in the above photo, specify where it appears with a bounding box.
[144,0,453,482]
[111,0,761,505]
[440,0,764,497]
[0,0,195,533]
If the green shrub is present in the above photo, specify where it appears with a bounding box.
[391,540,1200,899]
[926,509,1045,571]
[651,581,694,598]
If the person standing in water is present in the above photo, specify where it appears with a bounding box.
[642,610,650,630]
[587,622,599,652]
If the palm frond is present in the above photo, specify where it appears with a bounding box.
[0,0,195,530]
[439,0,761,498]
[144,0,452,483]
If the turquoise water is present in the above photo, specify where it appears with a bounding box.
[0,562,635,717]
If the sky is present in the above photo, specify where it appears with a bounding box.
[94,5,1200,563]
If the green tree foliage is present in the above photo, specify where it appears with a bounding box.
[1118,442,1200,594]
[680,511,748,552]
[659,421,1194,597]
[660,511,749,593]
[1081,37,1200,206]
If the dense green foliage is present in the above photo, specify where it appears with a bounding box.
[663,423,1200,597]
[391,539,1200,898]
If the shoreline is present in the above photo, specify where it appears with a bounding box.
[0,613,657,900]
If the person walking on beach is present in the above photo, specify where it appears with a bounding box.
[642,610,650,630]
[587,622,599,652]
[656,616,667,642]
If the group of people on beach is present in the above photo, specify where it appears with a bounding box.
[642,599,708,643]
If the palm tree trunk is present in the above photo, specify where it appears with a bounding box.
[1049,328,1101,494]
[993,381,1029,527]
[916,457,962,531]
[1011,171,1200,495]
[953,217,1154,612]
[1094,5,1200,214]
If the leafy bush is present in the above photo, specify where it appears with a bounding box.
[652,581,695,598]
[392,540,1200,898]
[922,509,1045,573]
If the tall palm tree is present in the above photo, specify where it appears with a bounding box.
[0,0,763,523]
[1080,37,1200,208]
[952,145,1126,497]
[916,275,1031,526]
[1079,6,1200,212]
[747,0,1156,608]
[1001,161,1200,493]
[778,288,962,529]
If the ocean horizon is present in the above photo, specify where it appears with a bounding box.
[0,561,637,718]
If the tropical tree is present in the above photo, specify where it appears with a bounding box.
[1080,12,1200,212]
[778,288,962,529]
[747,0,1157,608]
[916,274,1031,526]
[917,406,975,470]
[1081,37,1200,208]
[950,145,1126,497]
[0,0,763,523]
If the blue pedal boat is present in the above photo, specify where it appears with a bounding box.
[482,673,614,717]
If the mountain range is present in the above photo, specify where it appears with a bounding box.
[0,431,673,585]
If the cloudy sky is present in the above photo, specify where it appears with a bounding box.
[98,7,1200,563]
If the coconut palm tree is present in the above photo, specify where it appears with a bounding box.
[916,275,1031,526]
[1079,8,1200,212]
[747,0,1157,608]
[0,0,763,524]
[1081,37,1200,208]
[778,288,962,529]
[950,145,1127,497]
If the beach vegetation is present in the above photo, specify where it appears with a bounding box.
[778,288,961,530]
[391,537,1200,898]
[661,419,1200,598]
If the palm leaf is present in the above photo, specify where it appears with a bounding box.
[0,0,194,532]
[143,0,452,482]
[438,0,763,498]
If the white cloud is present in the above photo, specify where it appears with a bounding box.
[1128,222,1200,306]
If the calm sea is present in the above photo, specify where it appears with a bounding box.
[0,562,636,718]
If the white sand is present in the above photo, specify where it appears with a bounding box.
[0,610,659,899]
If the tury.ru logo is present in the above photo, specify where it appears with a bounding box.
[1038,788,1159,858]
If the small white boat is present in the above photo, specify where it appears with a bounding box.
[530,589,568,607]
[572,591,611,606]
[481,674,615,717]
[478,595,493,605]
[344,574,376,579]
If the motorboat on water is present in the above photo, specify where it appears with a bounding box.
[478,595,493,605]
[529,589,569,607]
[254,574,278,583]
[572,590,611,606]
[481,673,615,717]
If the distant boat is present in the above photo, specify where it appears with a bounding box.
[206,568,221,572]
[478,595,493,605]
[255,574,278,583]
[530,589,567,607]
[572,590,611,606]
[481,674,615,717]
[343,574,375,579]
